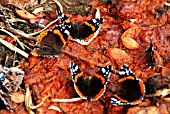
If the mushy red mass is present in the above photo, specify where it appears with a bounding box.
[24,0,170,113]
[0,0,170,113]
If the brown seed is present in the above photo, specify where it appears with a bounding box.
[122,37,140,49]
[107,48,129,60]
[121,26,139,40]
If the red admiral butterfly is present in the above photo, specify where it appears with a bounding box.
[111,65,145,105]
[31,21,71,58]
[56,9,104,45]
[31,8,104,57]
[56,6,104,45]
[69,18,104,45]
[70,62,112,101]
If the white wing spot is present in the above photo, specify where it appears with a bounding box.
[92,19,97,23]
[119,71,126,75]
[74,65,78,72]
[64,30,70,35]
[101,68,106,74]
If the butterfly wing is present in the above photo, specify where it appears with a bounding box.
[71,18,104,45]
[70,63,112,101]
[111,65,145,105]
[31,22,71,57]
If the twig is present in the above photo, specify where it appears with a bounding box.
[48,105,62,112]
[27,17,59,36]
[95,8,100,19]
[51,97,82,102]
[0,28,25,50]
[0,38,29,58]
[145,89,170,98]
[9,17,28,23]
[52,0,63,13]
[7,17,59,40]
[165,2,170,7]
[25,87,49,114]
[40,0,48,4]
[7,27,36,40]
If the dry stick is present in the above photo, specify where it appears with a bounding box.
[27,18,59,36]
[25,87,35,114]
[8,17,59,40]
[7,27,36,40]
[165,2,170,7]
[0,38,29,58]
[145,89,170,98]
[40,0,47,4]
[0,28,25,50]
[95,8,100,19]
[51,97,82,102]
[52,0,63,13]
[9,17,28,23]
[0,27,30,50]
[3,24,31,49]
[48,105,62,112]
[25,87,49,114]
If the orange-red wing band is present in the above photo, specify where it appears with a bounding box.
[130,99,142,105]
[74,72,83,82]
[139,81,145,94]
[94,73,106,84]
[114,94,128,103]
[74,84,86,99]
[37,30,48,43]
[118,76,135,83]
[53,29,66,45]
[93,87,105,101]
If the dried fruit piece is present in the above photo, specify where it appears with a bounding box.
[15,9,36,20]
[121,26,139,40]
[122,37,140,49]
[121,26,140,49]
[10,92,25,103]
[107,48,129,60]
